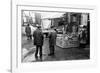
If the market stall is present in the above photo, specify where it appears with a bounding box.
[56,29,79,48]
[56,13,80,48]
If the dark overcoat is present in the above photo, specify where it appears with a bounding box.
[48,31,57,46]
[25,26,31,36]
[33,29,44,46]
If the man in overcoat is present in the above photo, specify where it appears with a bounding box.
[48,29,57,56]
[33,26,44,60]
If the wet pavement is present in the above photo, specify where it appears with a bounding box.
[22,35,90,62]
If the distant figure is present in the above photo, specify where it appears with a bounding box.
[48,29,57,56]
[25,24,32,40]
[82,26,87,43]
[33,26,44,60]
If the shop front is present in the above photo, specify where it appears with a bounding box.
[56,25,79,48]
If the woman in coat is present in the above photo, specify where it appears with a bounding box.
[25,24,31,40]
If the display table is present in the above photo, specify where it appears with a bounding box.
[56,34,79,48]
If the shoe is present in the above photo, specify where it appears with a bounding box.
[35,55,38,58]
[27,38,29,40]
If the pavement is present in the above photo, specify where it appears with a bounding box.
[22,35,90,62]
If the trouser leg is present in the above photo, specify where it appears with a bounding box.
[49,45,55,55]
[29,35,32,39]
[49,46,52,54]
[52,46,55,55]
[26,34,28,40]
[35,46,38,58]
[39,46,42,58]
